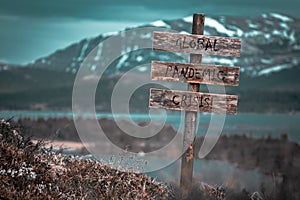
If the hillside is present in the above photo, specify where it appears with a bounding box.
[0,13,299,113]
[0,119,171,199]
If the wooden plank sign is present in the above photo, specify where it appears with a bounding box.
[151,61,240,86]
[149,88,238,115]
[153,32,241,57]
[149,14,242,198]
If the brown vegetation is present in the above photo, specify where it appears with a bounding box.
[0,119,171,199]
[3,117,300,199]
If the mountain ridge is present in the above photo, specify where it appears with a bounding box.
[0,12,299,113]
[6,12,296,78]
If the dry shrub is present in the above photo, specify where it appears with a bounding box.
[0,119,171,200]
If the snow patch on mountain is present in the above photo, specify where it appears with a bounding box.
[140,33,152,39]
[116,54,129,70]
[136,55,143,62]
[94,43,103,61]
[270,13,293,22]
[25,12,300,78]
[258,64,292,76]
[77,39,90,62]
[150,20,170,28]
[102,31,119,37]
[182,16,193,23]
[205,18,236,37]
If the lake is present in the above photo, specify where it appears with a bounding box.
[0,110,299,143]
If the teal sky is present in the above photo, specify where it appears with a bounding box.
[0,0,298,65]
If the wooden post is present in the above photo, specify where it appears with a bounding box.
[180,13,205,199]
[151,11,241,198]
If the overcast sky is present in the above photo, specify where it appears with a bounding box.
[0,0,298,64]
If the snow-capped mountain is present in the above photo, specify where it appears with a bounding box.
[0,13,299,113]
[26,13,300,77]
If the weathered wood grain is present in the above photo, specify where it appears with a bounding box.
[151,61,240,86]
[180,14,204,199]
[153,32,241,57]
[149,88,238,114]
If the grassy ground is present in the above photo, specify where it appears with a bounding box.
[0,119,171,199]
[1,118,297,199]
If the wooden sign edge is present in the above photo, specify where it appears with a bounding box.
[149,88,238,115]
[151,60,240,86]
[152,31,242,57]
[153,31,242,41]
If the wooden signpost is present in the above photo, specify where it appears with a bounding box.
[151,61,240,86]
[149,13,241,199]
[153,32,241,57]
[149,88,238,114]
